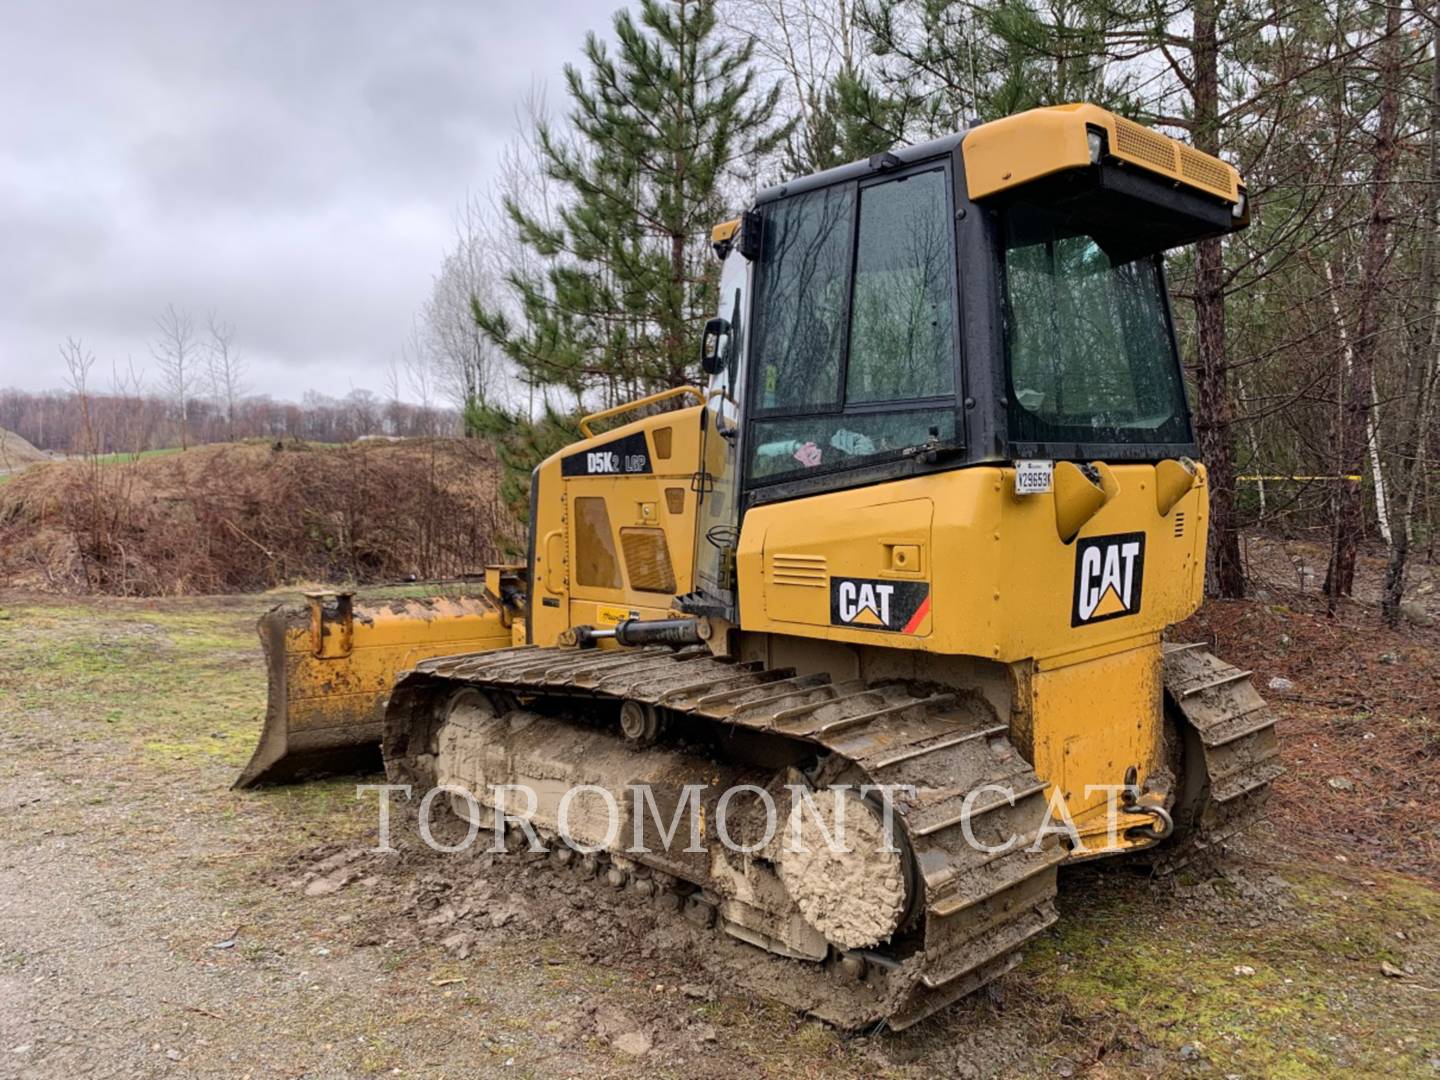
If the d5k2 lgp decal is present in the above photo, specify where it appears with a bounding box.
[560,431,652,477]
[1072,532,1146,626]
[830,577,931,634]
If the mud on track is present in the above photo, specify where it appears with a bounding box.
[0,588,1437,1077]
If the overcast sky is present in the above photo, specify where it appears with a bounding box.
[0,0,600,402]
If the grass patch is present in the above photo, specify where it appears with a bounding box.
[1023,869,1440,1076]
[0,600,262,772]
[87,447,186,465]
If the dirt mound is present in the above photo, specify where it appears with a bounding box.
[0,439,514,595]
[0,427,49,469]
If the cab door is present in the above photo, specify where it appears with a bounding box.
[690,248,752,620]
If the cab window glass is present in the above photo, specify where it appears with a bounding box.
[747,166,959,485]
[847,169,955,403]
[750,410,955,480]
[751,184,854,412]
[1003,203,1190,445]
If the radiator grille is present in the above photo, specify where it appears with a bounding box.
[620,527,677,593]
[1115,117,1177,172]
[770,553,827,588]
[1179,145,1233,196]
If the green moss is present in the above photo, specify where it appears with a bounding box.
[1023,870,1440,1076]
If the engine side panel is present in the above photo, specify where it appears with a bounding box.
[736,462,1208,851]
[529,405,705,646]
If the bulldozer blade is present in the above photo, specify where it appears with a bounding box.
[235,591,515,788]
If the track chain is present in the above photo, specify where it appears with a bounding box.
[1159,643,1284,866]
[384,643,1067,1029]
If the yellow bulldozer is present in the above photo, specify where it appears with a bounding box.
[237,103,1280,1030]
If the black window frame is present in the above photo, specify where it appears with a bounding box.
[743,155,967,491]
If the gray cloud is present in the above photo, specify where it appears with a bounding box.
[0,0,598,400]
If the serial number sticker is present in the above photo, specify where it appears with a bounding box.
[1015,459,1054,495]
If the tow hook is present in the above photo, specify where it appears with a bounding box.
[1121,765,1175,841]
[1127,804,1174,841]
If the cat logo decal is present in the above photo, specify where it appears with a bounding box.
[1072,533,1146,626]
[830,577,930,634]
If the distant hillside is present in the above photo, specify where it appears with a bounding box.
[0,438,513,595]
[0,427,50,470]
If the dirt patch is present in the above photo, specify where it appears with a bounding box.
[1177,539,1440,882]
[1242,532,1440,622]
[0,427,49,470]
[3,562,1439,1076]
[268,806,1439,1077]
[277,819,903,1037]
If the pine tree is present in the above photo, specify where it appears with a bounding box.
[858,0,1138,135]
[476,0,788,405]
[784,64,905,173]
[469,402,582,546]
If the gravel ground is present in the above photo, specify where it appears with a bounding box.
[1,590,1437,1078]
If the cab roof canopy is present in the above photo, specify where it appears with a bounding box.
[742,103,1247,260]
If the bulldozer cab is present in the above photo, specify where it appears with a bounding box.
[687,104,1247,624]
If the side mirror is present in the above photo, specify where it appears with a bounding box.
[700,317,730,375]
[738,209,763,261]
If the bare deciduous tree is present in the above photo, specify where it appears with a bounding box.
[205,312,247,442]
[403,318,437,438]
[1325,1,1404,605]
[150,304,198,450]
[110,357,148,457]
[426,194,508,428]
[383,356,405,436]
[724,0,865,170]
[345,387,381,437]
[59,337,97,457]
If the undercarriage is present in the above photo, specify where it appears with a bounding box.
[379,641,1279,1029]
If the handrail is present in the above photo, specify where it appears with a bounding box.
[706,386,739,409]
[578,385,705,438]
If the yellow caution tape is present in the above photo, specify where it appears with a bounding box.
[1237,475,1361,482]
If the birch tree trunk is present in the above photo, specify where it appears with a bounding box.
[1384,0,1440,623]
[1323,259,1392,546]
